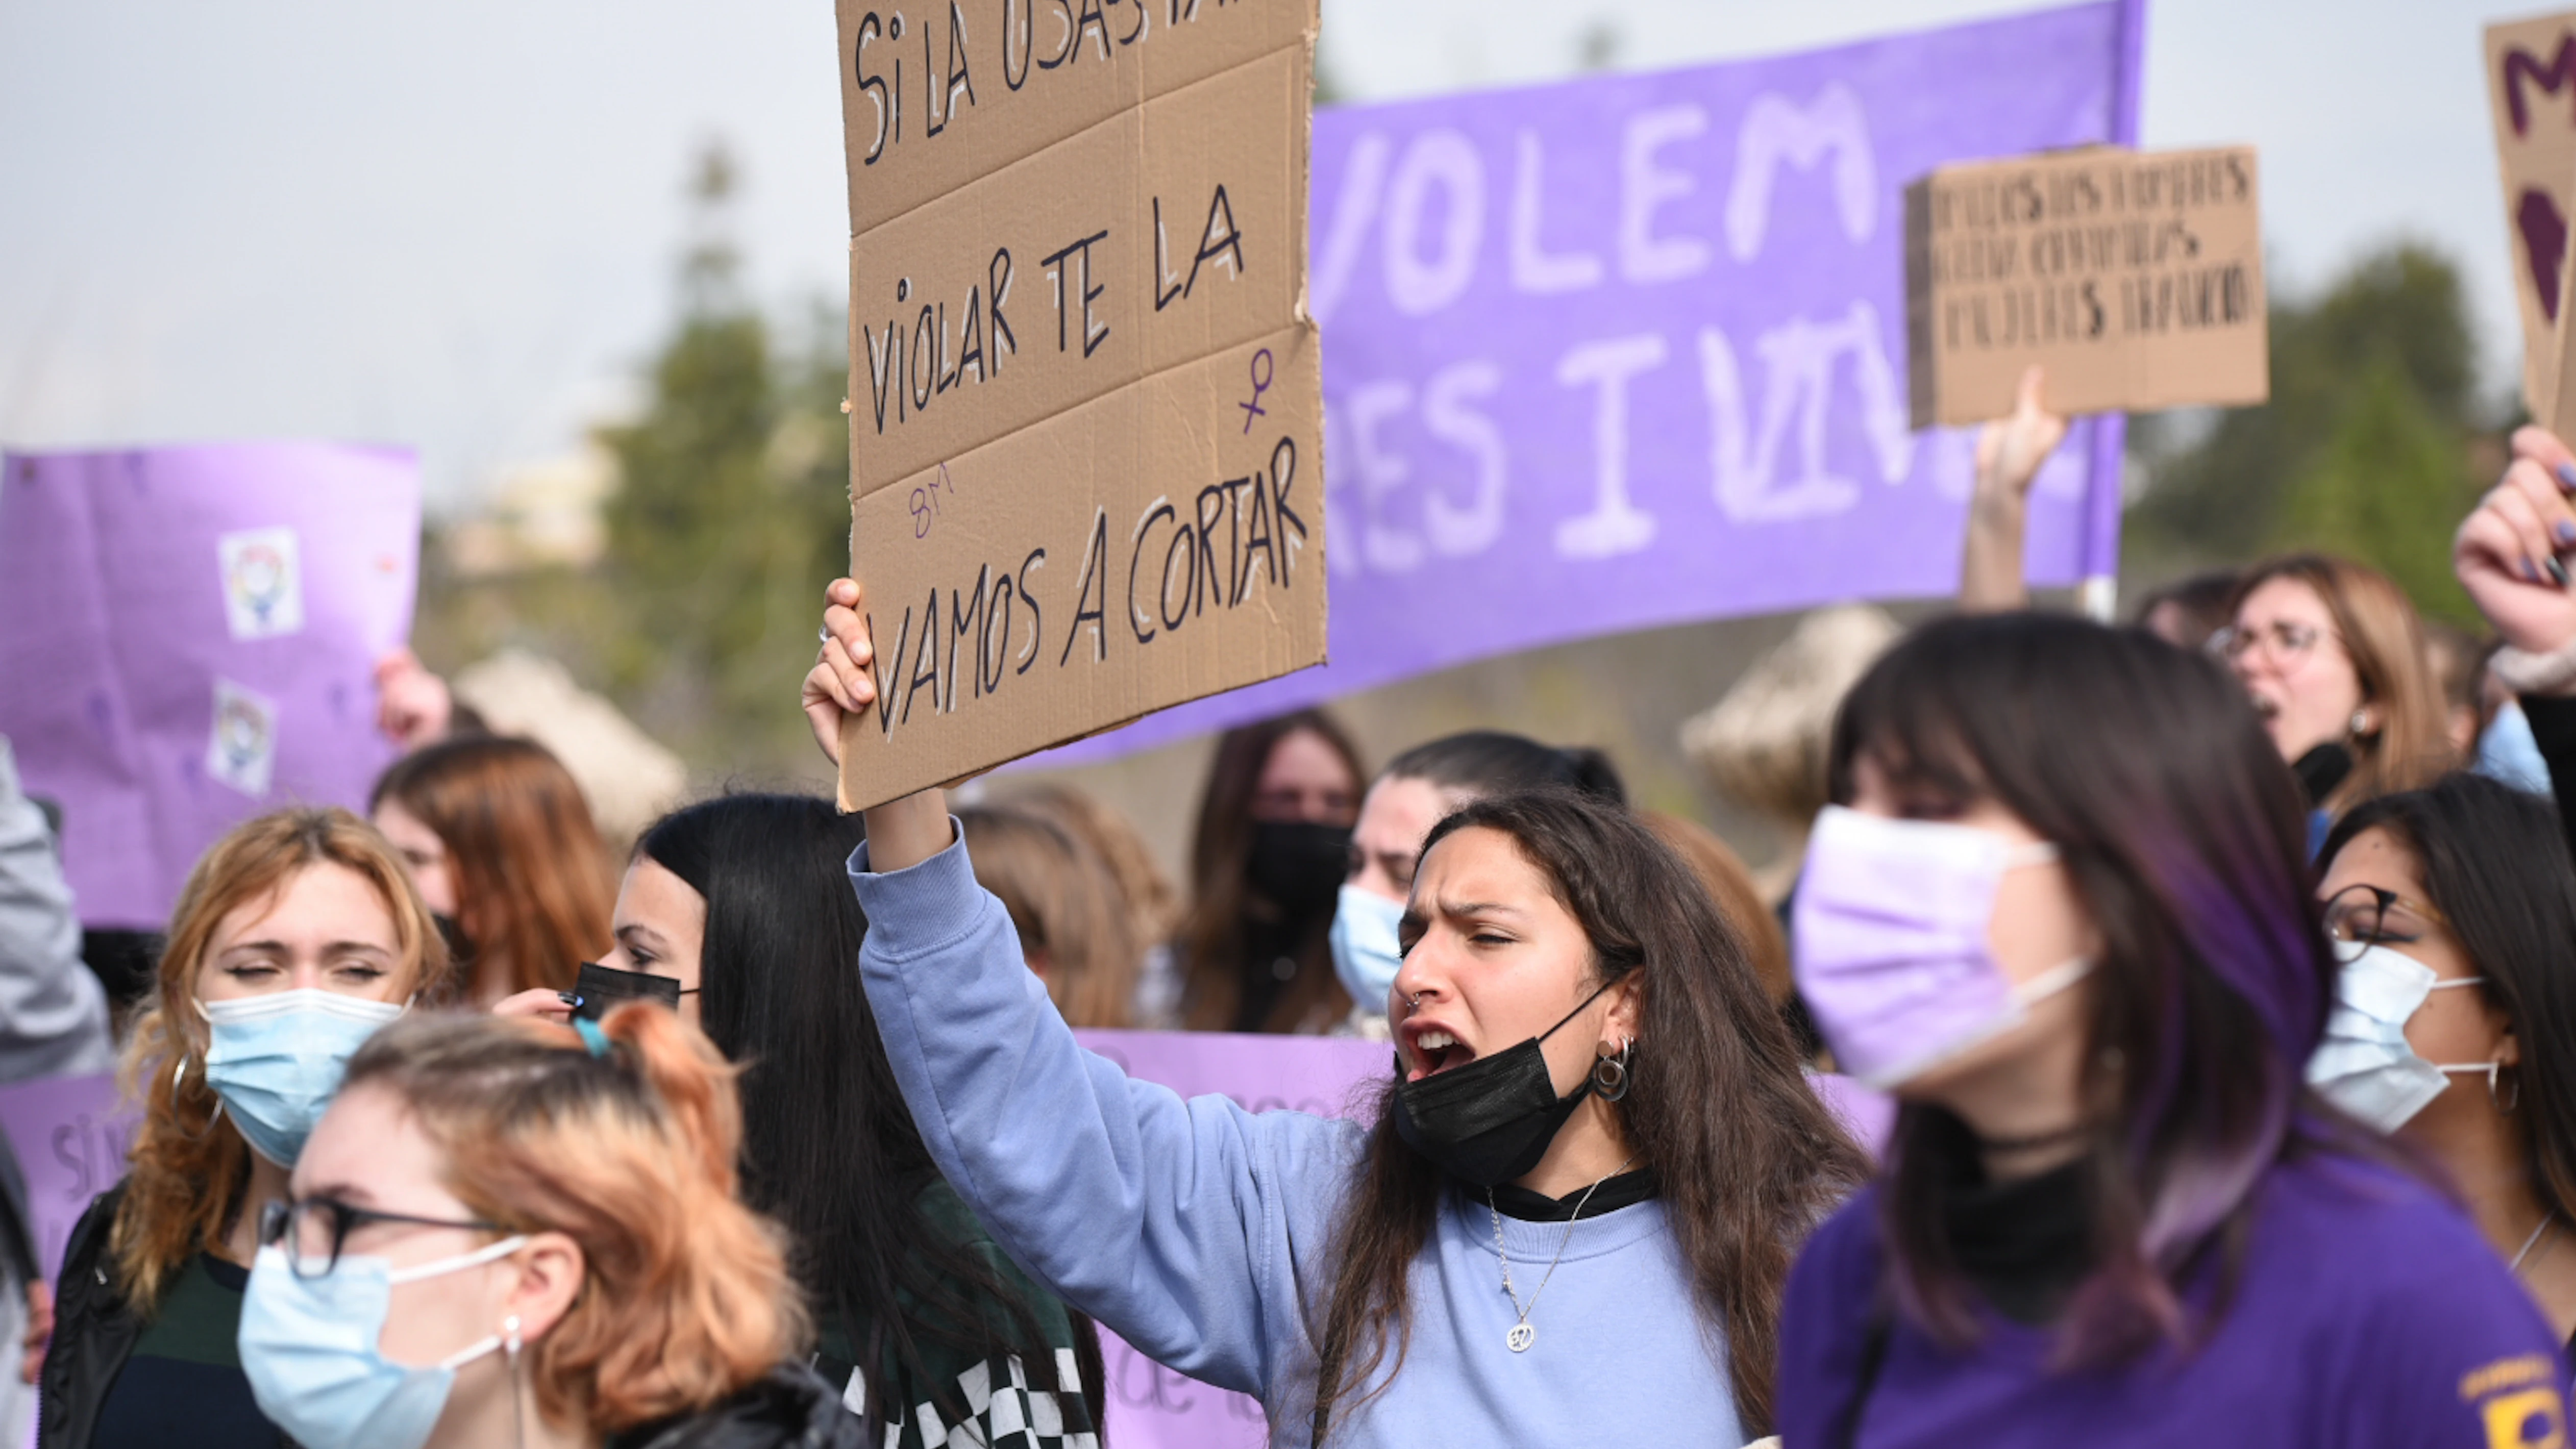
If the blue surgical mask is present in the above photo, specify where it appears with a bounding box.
[2308,943,2491,1133]
[201,990,406,1166]
[239,1235,527,1449]
[1329,884,1406,1013]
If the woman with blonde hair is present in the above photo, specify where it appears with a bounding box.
[370,736,614,1005]
[2218,554,2453,833]
[42,808,452,1449]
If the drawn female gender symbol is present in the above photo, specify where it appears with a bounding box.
[1238,348,1274,434]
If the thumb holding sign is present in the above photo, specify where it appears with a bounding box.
[803,578,951,874]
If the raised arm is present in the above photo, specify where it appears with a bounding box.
[806,581,1346,1398]
[1957,366,2069,615]
[2457,429,2576,852]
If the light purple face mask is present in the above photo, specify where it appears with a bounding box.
[1793,805,2092,1090]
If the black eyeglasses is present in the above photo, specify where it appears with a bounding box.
[2320,883,2450,962]
[258,1197,507,1280]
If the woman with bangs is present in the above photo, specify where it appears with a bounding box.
[237,1005,858,1449]
[1776,612,2561,1448]
[43,809,454,1449]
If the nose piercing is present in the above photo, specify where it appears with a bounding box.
[1408,993,1421,1010]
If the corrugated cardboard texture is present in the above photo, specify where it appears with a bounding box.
[1903,145,2267,428]
[847,43,1307,498]
[834,0,1312,237]
[834,0,1323,809]
[836,329,1324,806]
[2490,13,2576,429]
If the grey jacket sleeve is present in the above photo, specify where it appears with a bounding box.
[0,739,114,1083]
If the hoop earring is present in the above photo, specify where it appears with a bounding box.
[1592,1038,1634,1103]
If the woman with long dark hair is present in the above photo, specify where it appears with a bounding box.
[804,580,1866,1444]
[505,794,1103,1448]
[1171,710,1365,1033]
[1776,613,2562,1446]
[1330,731,1624,1031]
[2311,772,2576,1345]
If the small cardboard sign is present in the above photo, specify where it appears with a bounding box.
[2488,11,2576,428]
[1902,145,2267,427]
[833,0,1324,810]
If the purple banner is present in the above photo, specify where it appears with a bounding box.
[1066,1029,1890,1449]
[0,1073,134,1286]
[0,444,420,928]
[1030,2,2140,767]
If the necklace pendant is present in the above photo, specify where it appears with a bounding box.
[1506,1322,1535,1353]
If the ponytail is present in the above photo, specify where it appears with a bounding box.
[340,1007,805,1432]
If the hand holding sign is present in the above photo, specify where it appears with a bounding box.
[802,577,880,768]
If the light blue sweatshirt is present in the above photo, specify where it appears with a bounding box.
[850,831,1747,1449]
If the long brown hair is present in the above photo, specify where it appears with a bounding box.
[1308,790,1867,1438]
[1175,710,1364,1033]
[112,808,453,1312]
[959,804,1139,1028]
[370,736,614,999]
[341,1006,806,1431]
[2228,554,2453,813]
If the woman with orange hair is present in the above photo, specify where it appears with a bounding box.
[41,808,453,1449]
[238,1006,853,1449]
[370,737,614,1005]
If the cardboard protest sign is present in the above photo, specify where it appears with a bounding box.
[2486,11,2576,423]
[832,0,1324,810]
[0,445,419,927]
[1902,145,2266,428]
[1024,2,2143,767]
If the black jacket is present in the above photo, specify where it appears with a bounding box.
[609,1366,869,1449]
[37,1186,137,1449]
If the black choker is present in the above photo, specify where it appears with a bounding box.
[1973,1121,2092,1155]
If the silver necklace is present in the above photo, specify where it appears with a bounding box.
[2513,1212,2558,1275]
[1486,1155,1636,1354]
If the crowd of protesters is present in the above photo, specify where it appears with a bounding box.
[5,380,2576,1448]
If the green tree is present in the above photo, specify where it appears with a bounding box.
[2127,242,2492,621]
[416,143,852,781]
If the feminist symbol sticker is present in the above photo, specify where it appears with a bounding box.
[205,679,278,797]
[1237,348,1274,434]
[217,527,305,640]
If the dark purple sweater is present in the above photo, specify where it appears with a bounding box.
[1778,1154,2567,1448]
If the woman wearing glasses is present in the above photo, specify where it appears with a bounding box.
[237,1006,858,1449]
[42,810,453,1449]
[2311,771,2576,1348]
[2215,555,2451,836]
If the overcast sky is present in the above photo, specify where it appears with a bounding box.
[0,0,2542,511]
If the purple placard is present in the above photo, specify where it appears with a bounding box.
[1029,2,2138,767]
[0,1073,135,1286]
[1064,1029,1889,1448]
[0,444,420,928]
[1069,1029,1383,1449]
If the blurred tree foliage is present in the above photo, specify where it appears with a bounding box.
[415,144,850,780]
[2125,242,2498,624]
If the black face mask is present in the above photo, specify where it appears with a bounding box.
[570,961,686,1021]
[431,913,476,965]
[2293,741,2354,810]
[1247,821,1351,923]
[1391,985,1608,1189]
